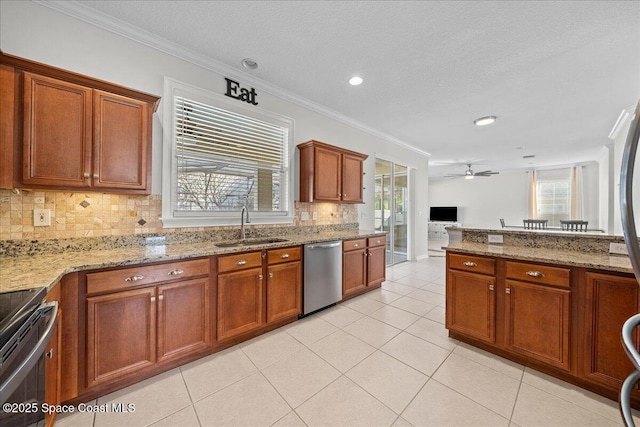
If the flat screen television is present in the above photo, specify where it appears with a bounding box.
[430,206,457,222]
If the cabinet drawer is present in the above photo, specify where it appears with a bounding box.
[368,235,386,248]
[449,253,496,275]
[218,251,263,273]
[267,246,301,265]
[505,261,570,288]
[87,258,209,295]
[344,239,367,252]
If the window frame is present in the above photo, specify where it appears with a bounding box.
[161,77,294,228]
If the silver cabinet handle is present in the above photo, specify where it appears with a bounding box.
[83,172,90,178]
[236,260,247,266]
[463,261,477,267]
[526,271,545,278]
[268,272,273,278]
[258,274,263,280]
[158,295,164,301]
[150,296,156,303]
[125,274,144,282]
[506,288,511,294]
[93,173,99,179]
[281,254,290,259]
[168,269,184,276]
[489,285,494,291]
[46,349,54,359]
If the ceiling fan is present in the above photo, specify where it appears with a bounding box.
[444,163,499,179]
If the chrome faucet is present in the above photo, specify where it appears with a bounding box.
[240,206,250,240]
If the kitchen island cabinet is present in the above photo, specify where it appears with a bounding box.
[445,249,640,408]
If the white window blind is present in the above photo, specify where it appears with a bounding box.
[174,96,289,214]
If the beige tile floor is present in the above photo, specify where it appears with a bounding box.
[55,257,639,427]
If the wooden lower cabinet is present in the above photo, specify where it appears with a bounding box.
[217,267,265,341]
[581,272,640,391]
[504,279,571,370]
[157,278,211,363]
[367,245,386,286]
[342,236,387,299]
[343,247,367,297]
[266,261,302,323]
[446,269,496,344]
[86,287,157,388]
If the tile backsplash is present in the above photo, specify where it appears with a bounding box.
[0,189,359,241]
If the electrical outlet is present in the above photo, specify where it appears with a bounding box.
[610,242,629,255]
[488,234,504,244]
[34,209,51,226]
[300,212,309,221]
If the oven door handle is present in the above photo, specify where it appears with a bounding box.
[0,301,58,405]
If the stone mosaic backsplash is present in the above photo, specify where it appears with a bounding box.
[0,189,359,241]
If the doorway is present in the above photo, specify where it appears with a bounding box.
[374,159,408,266]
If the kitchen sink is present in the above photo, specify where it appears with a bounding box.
[214,238,289,248]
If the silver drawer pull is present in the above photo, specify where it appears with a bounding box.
[463,261,477,267]
[168,269,184,276]
[125,274,144,282]
[376,240,381,244]
[506,288,511,294]
[281,254,290,259]
[354,243,359,248]
[236,260,247,266]
[489,285,494,291]
[526,270,545,278]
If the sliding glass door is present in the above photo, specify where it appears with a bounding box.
[375,159,408,266]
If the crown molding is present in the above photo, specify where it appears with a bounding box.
[34,0,430,157]
[608,104,636,140]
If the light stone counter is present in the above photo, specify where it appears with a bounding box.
[0,230,384,293]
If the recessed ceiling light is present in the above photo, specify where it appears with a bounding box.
[517,146,525,150]
[349,76,363,86]
[241,58,258,70]
[473,116,497,126]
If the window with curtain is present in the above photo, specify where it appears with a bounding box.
[534,168,572,226]
[162,78,293,227]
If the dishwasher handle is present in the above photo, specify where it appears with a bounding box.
[306,242,342,250]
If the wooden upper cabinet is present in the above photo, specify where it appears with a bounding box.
[93,90,149,191]
[298,140,368,203]
[0,53,159,194]
[23,72,92,187]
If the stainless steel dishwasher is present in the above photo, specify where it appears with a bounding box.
[303,241,343,315]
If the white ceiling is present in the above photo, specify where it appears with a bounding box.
[47,1,639,178]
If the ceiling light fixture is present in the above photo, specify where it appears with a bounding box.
[473,116,497,126]
[241,58,258,70]
[465,175,474,180]
[349,76,363,86]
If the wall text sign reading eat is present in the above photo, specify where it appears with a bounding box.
[224,78,258,105]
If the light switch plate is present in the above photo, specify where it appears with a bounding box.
[312,212,318,220]
[610,242,628,255]
[488,234,504,244]
[34,208,51,226]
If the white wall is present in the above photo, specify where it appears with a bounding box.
[0,1,431,258]
[428,171,529,229]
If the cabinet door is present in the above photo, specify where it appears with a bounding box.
[217,267,265,342]
[504,280,571,370]
[582,272,639,389]
[266,262,302,323]
[341,153,364,203]
[22,72,92,187]
[86,287,156,387]
[313,146,342,201]
[93,90,149,191]
[343,248,367,298]
[367,245,386,287]
[157,278,211,363]
[446,270,496,343]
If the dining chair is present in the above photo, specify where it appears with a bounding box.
[500,218,506,228]
[560,220,588,232]
[523,219,548,229]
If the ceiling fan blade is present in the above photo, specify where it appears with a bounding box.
[475,172,499,176]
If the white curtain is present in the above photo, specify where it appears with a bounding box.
[571,165,584,219]
[528,170,537,219]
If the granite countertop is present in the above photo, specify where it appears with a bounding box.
[0,230,385,293]
[445,241,634,274]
